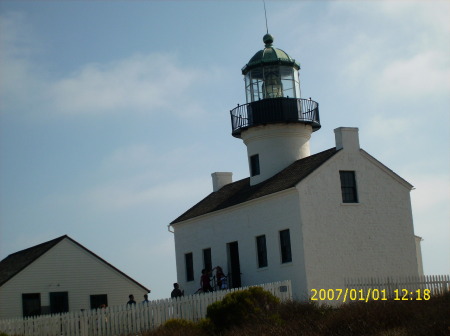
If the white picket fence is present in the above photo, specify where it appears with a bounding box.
[345,274,450,297]
[0,280,292,336]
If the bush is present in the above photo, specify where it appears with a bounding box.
[321,291,450,336]
[206,286,280,331]
[144,318,207,336]
[162,319,197,330]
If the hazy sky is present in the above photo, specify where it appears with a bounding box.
[1,1,449,299]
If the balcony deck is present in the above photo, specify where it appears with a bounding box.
[230,97,321,138]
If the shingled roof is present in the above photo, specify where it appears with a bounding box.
[171,147,339,224]
[0,235,65,287]
[0,235,150,292]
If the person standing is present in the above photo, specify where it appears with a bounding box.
[214,266,228,290]
[127,294,136,305]
[171,283,184,298]
[200,269,213,292]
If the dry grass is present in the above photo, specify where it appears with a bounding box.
[140,292,450,336]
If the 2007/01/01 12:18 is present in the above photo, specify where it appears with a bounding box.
[310,288,431,302]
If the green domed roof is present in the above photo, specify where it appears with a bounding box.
[242,34,300,75]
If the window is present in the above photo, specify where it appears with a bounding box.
[203,248,212,272]
[256,235,268,268]
[90,294,108,309]
[185,252,194,282]
[340,171,358,203]
[22,293,41,317]
[250,154,260,176]
[279,229,292,263]
[50,292,69,314]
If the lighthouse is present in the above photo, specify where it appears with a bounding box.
[230,34,321,185]
[170,32,421,299]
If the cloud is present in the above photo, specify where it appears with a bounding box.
[0,12,215,119]
[0,11,39,58]
[48,54,208,116]
[374,51,450,100]
[79,143,213,211]
[86,176,209,211]
[0,12,47,113]
[365,114,416,140]
[409,173,449,216]
[332,2,450,101]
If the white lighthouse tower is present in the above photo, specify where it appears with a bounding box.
[230,34,320,185]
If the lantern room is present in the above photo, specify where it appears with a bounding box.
[230,34,321,138]
[242,34,301,102]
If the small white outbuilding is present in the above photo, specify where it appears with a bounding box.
[0,235,150,318]
[169,34,421,300]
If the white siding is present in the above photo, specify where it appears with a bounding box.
[0,239,148,319]
[297,149,419,294]
[415,236,424,276]
[173,190,308,298]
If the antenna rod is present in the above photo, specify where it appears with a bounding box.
[263,0,269,34]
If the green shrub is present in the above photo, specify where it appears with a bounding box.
[206,286,280,330]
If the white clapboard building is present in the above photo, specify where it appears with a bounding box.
[0,235,150,318]
[169,34,422,300]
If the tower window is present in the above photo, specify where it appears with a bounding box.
[279,229,292,263]
[339,171,358,203]
[185,252,194,282]
[256,235,268,268]
[250,154,260,176]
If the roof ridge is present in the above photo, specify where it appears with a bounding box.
[6,235,67,258]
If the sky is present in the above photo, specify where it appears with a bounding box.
[0,0,449,300]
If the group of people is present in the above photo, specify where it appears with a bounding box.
[126,265,227,304]
[200,266,228,293]
[126,285,184,305]
[172,265,228,298]
[126,294,149,305]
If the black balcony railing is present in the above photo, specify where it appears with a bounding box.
[230,97,320,137]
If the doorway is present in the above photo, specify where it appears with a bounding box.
[227,241,241,288]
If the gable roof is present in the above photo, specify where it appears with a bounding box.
[0,235,150,292]
[171,147,339,224]
[0,235,66,287]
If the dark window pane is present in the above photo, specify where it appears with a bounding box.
[250,154,260,176]
[256,235,268,268]
[279,229,292,263]
[340,171,358,203]
[22,293,41,317]
[227,241,241,288]
[90,294,108,309]
[185,252,194,282]
[203,248,212,272]
[50,292,69,314]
